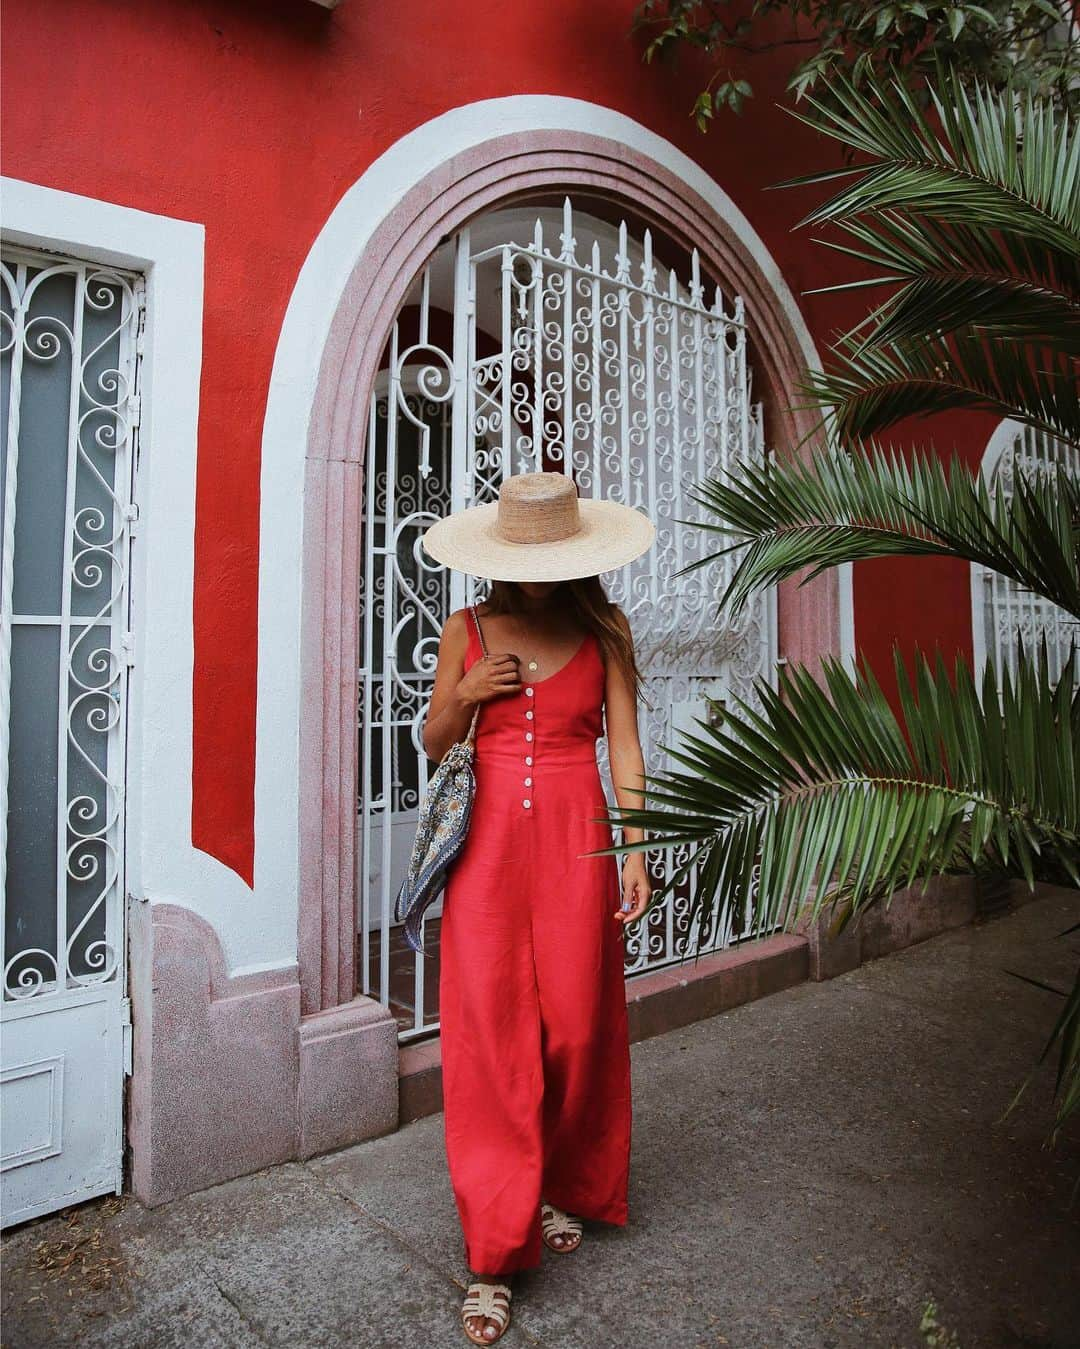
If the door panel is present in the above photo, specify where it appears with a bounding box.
[1,247,142,1226]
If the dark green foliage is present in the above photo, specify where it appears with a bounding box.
[782,67,1080,442]
[633,1,1080,129]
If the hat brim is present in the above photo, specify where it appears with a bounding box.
[421,498,656,582]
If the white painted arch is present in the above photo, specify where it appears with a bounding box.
[255,95,851,981]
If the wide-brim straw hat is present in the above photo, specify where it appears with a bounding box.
[421,471,655,582]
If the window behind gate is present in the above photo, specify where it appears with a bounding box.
[973,421,1080,686]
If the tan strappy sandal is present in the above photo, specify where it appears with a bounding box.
[540,1202,583,1253]
[461,1281,512,1345]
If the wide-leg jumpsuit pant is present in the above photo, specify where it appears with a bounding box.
[439,619,632,1275]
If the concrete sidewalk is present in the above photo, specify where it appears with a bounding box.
[4,891,1079,1349]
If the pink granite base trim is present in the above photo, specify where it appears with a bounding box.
[398,879,1053,1125]
[1005,878,1066,910]
[128,903,398,1206]
[861,876,978,963]
[398,1038,445,1126]
[625,934,810,1041]
[297,997,398,1159]
[797,875,981,981]
[127,902,300,1206]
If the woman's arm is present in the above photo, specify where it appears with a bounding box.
[603,607,653,926]
[421,609,522,761]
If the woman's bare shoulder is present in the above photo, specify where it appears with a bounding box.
[440,607,472,651]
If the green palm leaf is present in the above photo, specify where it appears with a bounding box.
[783,67,1080,251]
[604,645,1080,910]
[777,64,1080,443]
[682,442,1080,619]
[811,214,1080,352]
[802,329,1079,443]
[1005,952,1080,1149]
[598,646,1080,1136]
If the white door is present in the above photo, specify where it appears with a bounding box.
[1,246,143,1226]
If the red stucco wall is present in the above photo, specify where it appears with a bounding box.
[2,0,979,885]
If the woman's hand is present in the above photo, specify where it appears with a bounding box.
[614,853,651,926]
[456,652,522,707]
[423,614,524,761]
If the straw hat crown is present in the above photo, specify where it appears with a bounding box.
[496,472,582,543]
[421,470,655,582]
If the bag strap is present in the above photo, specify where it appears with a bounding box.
[470,602,489,657]
[465,604,487,742]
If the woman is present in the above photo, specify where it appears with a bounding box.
[420,470,656,1345]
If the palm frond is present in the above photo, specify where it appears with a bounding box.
[782,67,1080,253]
[778,65,1080,444]
[603,644,1080,913]
[803,329,1080,444]
[682,441,1080,619]
[1004,955,1080,1147]
[810,215,1080,354]
[598,645,1080,1135]
[864,276,1080,353]
[813,209,1079,297]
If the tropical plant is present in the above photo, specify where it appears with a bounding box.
[919,1297,962,1349]
[789,67,1079,441]
[633,0,1080,128]
[603,66,1080,1143]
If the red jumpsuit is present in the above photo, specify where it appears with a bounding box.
[439,615,632,1276]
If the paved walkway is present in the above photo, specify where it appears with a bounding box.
[4,891,1079,1349]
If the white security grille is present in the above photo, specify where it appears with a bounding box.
[974,422,1079,683]
[1,246,141,1223]
[358,201,776,1041]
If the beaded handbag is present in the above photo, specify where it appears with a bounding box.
[394,604,488,955]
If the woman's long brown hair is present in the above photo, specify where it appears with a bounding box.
[480,576,645,700]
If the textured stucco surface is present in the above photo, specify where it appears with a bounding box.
[4,890,1078,1349]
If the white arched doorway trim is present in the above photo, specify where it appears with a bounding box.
[255,96,848,1020]
[970,418,1023,678]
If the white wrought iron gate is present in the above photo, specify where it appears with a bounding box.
[1,247,142,1225]
[358,200,776,1040]
[974,421,1080,684]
